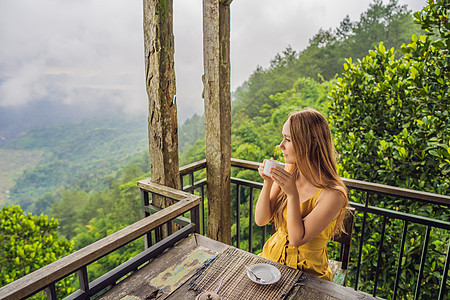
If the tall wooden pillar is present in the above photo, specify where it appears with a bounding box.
[143,0,180,194]
[202,0,232,244]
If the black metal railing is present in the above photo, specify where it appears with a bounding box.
[179,158,270,251]
[179,158,450,300]
[2,158,449,300]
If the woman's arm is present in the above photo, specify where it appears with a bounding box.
[271,168,345,246]
[254,160,281,226]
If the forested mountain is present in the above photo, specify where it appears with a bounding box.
[0,99,129,148]
[230,0,421,120]
[1,111,206,215]
[2,114,148,214]
[181,0,423,165]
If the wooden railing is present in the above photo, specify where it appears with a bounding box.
[0,181,200,300]
[1,158,449,300]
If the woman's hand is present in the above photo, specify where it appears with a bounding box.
[255,159,281,226]
[258,159,273,181]
[270,166,297,197]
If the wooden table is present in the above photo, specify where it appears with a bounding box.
[98,234,379,300]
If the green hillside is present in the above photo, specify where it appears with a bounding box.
[0,149,42,206]
[2,114,148,214]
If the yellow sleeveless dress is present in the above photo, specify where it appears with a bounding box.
[259,188,335,281]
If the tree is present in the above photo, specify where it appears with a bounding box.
[231,0,422,123]
[328,1,449,298]
[71,207,144,282]
[0,205,74,298]
[329,3,449,195]
[179,114,205,154]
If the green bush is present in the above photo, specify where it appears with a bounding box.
[328,1,449,298]
[0,205,75,298]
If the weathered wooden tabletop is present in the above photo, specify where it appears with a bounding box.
[97,234,379,300]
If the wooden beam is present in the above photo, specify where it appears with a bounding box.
[202,0,232,244]
[143,0,180,196]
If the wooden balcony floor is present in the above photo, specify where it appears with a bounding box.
[97,234,227,300]
[97,234,378,300]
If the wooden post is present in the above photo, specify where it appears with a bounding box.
[143,0,180,193]
[143,0,180,243]
[202,0,232,245]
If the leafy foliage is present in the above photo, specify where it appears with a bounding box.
[51,153,149,240]
[179,114,205,154]
[180,136,206,166]
[231,0,422,122]
[329,5,449,195]
[328,1,449,298]
[232,77,334,163]
[51,154,148,282]
[0,205,74,298]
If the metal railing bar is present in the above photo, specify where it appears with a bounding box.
[190,205,200,234]
[140,190,150,217]
[182,179,207,193]
[179,165,207,236]
[393,220,409,300]
[354,191,370,290]
[166,222,172,236]
[344,178,450,206]
[179,176,184,192]
[189,172,194,186]
[140,190,153,249]
[414,225,431,300]
[350,202,450,230]
[78,266,89,293]
[200,185,206,236]
[231,177,263,189]
[45,282,56,300]
[154,225,164,244]
[249,187,254,253]
[263,224,266,245]
[438,239,450,300]
[150,230,155,247]
[236,184,241,249]
[373,215,388,297]
[229,158,450,205]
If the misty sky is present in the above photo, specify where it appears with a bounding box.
[0,0,426,123]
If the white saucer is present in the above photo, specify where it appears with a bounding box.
[246,263,281,285]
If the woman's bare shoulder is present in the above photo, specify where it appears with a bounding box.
[318,186,346,206]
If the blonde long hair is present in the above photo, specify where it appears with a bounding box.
[272,108,349,237]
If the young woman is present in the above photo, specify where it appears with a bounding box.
[255,108,349,281]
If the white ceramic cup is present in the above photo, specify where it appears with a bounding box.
[263,160,285,177]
